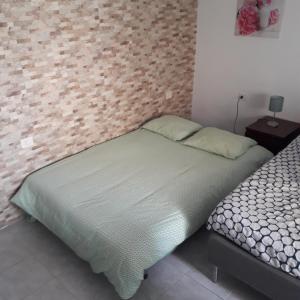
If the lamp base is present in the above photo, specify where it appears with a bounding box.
[267,120,279,128]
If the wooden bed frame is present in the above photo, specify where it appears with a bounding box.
[208,232,300,300]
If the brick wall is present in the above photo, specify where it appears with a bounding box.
[0,0,197,226]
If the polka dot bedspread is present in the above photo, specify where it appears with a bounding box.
[207,136,300,279]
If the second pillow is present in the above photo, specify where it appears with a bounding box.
[183,127,257,159]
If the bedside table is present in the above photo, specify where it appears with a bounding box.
[245,116,300,155]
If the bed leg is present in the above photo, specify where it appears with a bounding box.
[211,265,219,283]
[144,272,148,280]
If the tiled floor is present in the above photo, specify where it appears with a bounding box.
[0,221,269,300]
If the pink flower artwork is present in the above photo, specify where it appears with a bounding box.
[235,0,285,38]
[237,5,259,36]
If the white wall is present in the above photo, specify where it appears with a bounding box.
[192,0,300,133]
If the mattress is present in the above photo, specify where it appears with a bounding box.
[11,129,272,299]
[208,135,300,280]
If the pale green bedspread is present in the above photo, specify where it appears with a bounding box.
[11,129,273,299]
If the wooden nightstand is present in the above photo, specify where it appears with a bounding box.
[245,116,300,155]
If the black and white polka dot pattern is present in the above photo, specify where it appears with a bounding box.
[207,136,300,279]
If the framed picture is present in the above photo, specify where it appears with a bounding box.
[235,0,285,38]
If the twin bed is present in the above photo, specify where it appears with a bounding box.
[11,116,273,299]
[207,135,300,300]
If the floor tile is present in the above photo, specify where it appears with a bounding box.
[24,279,77,300]
[16,222,66,256]
[35,238,84,277]
[146,257,184,293]
[58,263,119,300]
[187,267,231,299]
[162,252,192,275]
[0,222,33,265]
[0,249,26,274]
[0,259,54,300]
[162,274,222,300]
[131,280,163,300]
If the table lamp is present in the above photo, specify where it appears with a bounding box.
[267,96,284,128]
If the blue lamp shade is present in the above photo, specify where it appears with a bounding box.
[269,96,284,113]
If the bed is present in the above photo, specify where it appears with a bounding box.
[207,135,300,300]
[11,124,272,299]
